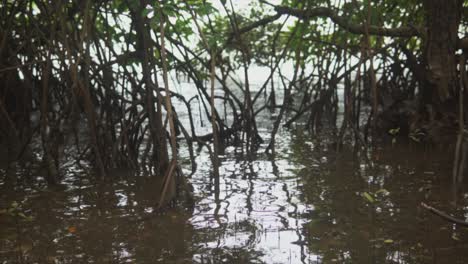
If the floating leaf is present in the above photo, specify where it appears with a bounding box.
[411,136,419,142]
[68,226,77,234]
[17,212,27,219]
[376,189,389,195]
[388,127,400,135]
[362,192,375,203]
[384,239,394,243]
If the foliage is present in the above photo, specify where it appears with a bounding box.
[0,0,466,190]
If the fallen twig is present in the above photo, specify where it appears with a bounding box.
[421,202,468,227]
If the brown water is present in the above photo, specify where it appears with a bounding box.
[1,127,468,263]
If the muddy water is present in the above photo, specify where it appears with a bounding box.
[1,125,468,264]
[1,72,467,264]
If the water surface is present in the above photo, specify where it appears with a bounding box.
[1,125,468,263]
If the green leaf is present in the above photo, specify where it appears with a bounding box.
[362,192,375,203]
[384,239,394,243]
[197,2,216,16]
[149,17,159,31]
[162,4,177,17]
[141,8,152,18]
[17,212,27,219]
[376,189,389,195]
[389,127,400,135]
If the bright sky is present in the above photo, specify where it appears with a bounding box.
[211,0,281,15]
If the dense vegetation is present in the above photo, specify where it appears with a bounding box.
[0,0,467,205]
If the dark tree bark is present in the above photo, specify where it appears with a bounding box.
[269,0,465,124]
[422,0,463,106]
[131,1,170,177]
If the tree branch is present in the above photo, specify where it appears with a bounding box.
[238,13,282,35]
[223,13,282,47]
[273,5,420,38]
[421,202,468,227]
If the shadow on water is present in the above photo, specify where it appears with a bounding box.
[2,127,468,263]
[0,167,195,263]
[290,130,468,264]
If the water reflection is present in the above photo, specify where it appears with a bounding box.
[0,170,194,263]
[190,129,321,264]
[291,130,468,264]
[2,127,468,263]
